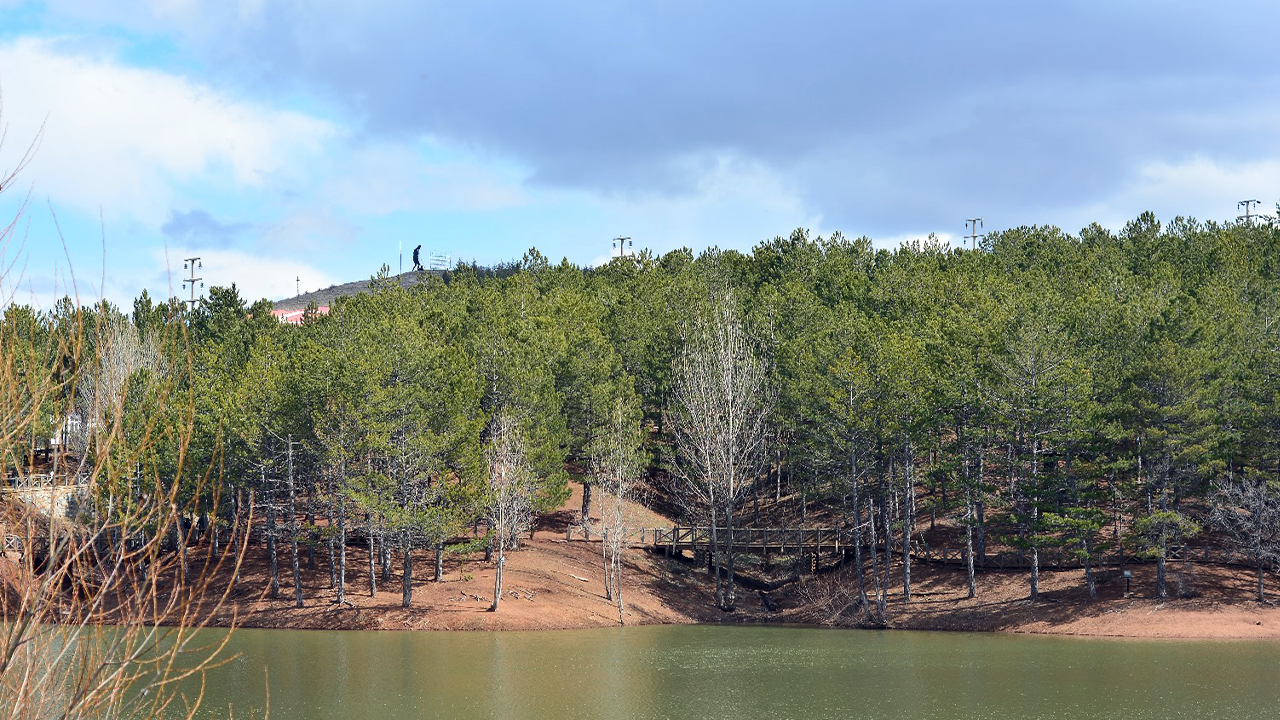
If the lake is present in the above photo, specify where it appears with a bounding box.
[193,625,1280,719]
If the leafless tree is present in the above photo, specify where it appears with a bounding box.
[70,314,163,457]
[1211,476,1280,602]
[668,293,772,611]
[485,411,534,612]
[594,399,641,625]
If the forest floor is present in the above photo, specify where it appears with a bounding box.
[7,483,1280,638]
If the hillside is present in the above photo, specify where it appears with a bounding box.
[271,269,444,312]
[178,483,1280,637]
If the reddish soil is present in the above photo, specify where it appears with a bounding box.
[8,482,1280,638]
[783,560,1280,639]
[197,482,715,631]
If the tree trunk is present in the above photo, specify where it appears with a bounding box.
[602,528,613,601]
[613,546,625,626]
[401,543,413,608]
[902,439,913,603]
[869,493,885,622]
[337,496,347,605]
[725,516,737,611]
[366,513,377,597]
[489,551,505,612]
[1030,546,1040,599]
[965,488,976,599]
[1084,537,1096,600]
[850,447,867,611]
[435,541,445,582]
[173,515,188,586]
[881,481,892,616]
[326,514,337,589]
[381,542,393,583]
[1157,548,1167,599]
[267,490,279,600]
[709,506,724,610]
[580,482,594,539]
[288,439,303,608]
[975,463,987,570]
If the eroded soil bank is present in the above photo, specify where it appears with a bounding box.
[196,484,1280,639]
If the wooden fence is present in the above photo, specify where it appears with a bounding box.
[1,473,90,494]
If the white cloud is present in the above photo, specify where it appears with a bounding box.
[154,247,339,303]
[319,142,529,216]
[598,151,825,255]
[0,36,337,225]
[1064,156,1280,232]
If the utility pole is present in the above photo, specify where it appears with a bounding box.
[182,257,203,310]
[964,219,985,251]
[296,276,300,297]
[611,236,633,259]
[1238,200,1261,225]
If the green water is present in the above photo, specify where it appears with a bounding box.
[193,625,1280,719]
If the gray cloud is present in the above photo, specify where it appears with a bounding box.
[160,209,252,249]
[63,1,1280,235]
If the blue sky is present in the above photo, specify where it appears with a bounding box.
[1,1,1278,307]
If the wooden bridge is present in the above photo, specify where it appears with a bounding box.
[1,472,92,520]
[565,525,1260,573]
[567,525,852,553]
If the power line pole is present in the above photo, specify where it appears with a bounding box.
[964,218,985,251]
[182,257,203,310]
[1238,199,1261,225]
[611,236,633,259]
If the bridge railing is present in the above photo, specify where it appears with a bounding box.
[561,525,1262,571]
[565,525,661,546]
[912,544,1256,570]
[1,472,91,493]
[650,526,853,551]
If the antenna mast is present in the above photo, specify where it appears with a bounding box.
[611,236,633,259]
[1238,199,1261,225]
[182,257,203,310]
[964,218,985,251]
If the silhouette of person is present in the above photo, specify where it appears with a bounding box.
[412,244,424,271]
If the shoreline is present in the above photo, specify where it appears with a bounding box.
[188,531,1280,641]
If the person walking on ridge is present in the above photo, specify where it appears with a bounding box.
[412,244,424,271]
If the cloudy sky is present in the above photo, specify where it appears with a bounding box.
[1,1,1278,307]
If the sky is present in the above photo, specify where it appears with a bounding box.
[0,1,1278,308]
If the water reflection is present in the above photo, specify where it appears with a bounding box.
[190,625,1280,720]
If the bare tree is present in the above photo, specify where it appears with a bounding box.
[485,411,534,612]
[594,398,641,625]
[1211,476,1280,601]
[668,293,772,611]
[70,314,163,457]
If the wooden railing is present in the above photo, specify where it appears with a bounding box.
[651,526,853,553]
[565,525,658,546]
[566,525,855,552]
[1,473,90,494]
[562,525,1260,572]
[909,544,1256,570]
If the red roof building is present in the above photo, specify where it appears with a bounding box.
[270,306,330,325]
